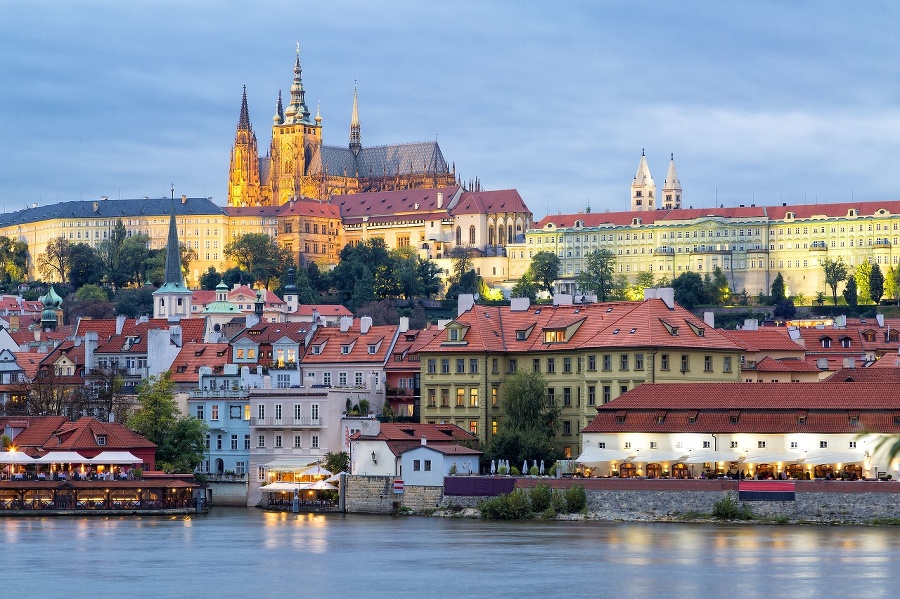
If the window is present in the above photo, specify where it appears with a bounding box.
[211,405,219,420]
[790,441,798,449]
[563,357,572,373]
[469,389,478,407]
[311,435,319,449]
[244,435,251,450]
[588,355,596,371]
[731,441,739,449]
[427,359,436,374]
[258,435,265,448]
[216,435,222,450]
[634,353,644,370]
[620,354,629,370]
[547,387,555,405]
[758,441,766,449]
[661,354,670,370]
[274,404,282,420]
[413,460,421,471]
[620,385,628,396]
[470,359,478,374]
[96,435,107,446]
[456,388,465,407]
[649,441,657,449]
[547,358,555,373]
[704,356,712,372]
[588,386,596,406]
[849,441,857,448]
[424,460,432,472]
[723,356,732,373]
[196,405,205,420]
[680,355,689,372]
[469,420,478,435]
[533,358,541,372]
[311,404,319,421]
[703,441,711,449]
[602,385,611,403]
[508,359,517,374]
[428,388,436,407]
[231,435,238,450]
[563,421,572,435]
[491,387,498,406]
[441,359,450,374]
[602,355,612,371]
[456,359,465,374]
[563,387,571,406]
[820,441,828,449]
[257,404,265,420]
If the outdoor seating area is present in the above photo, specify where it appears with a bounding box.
[0,481,200,512]
[258,463,342,511]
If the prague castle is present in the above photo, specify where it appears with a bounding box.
[227,47,458,207]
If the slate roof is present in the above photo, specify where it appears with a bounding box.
[0,197,224,228]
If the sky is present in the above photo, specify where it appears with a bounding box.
[1,1,898,220]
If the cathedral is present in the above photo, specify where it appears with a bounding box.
[227,47,458,207]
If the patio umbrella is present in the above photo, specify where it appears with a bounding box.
[523,460,528,474]
[305,480,338,491]
[301,464,333,477]
[323,472,345,484]
[540,460,545,475]
[490,460,496,475]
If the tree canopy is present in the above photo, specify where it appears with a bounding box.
[486,370,560,465]
[575,249,616,301]
[822,257,848,305]
[224,233,293,290]
[770,273,786,303]
[528,251,560,295]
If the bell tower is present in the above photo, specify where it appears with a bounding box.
[630,149,656,212]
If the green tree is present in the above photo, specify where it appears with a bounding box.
[118,234,153,286]
[221,267,255,288]
[68,243,105,289]
[575,249,616,302]
[770,272,786,303]
[114,286,155,318]
[528,251,560,295]
[446,269,480,300]
[75,284,108,302]
[773,299,796,320]
[100,219,129,289]
[324,451,350,474]
[486,370,559,465]
[870,263,884,305]
[127,371,207,473]
[199,266,221,290]
[672,272,708,309]
[885,266,900,304]
[224,233,292,289]
[855,260,872,304]
[510,271,539,302]
[37,236,71,285]
[416,258,443,299]
[710,267,730,305]
[0,236,29,284]
[822,257,849,305]
[349,270,377,313]
[843,275,858,306]
[734,288,751,306]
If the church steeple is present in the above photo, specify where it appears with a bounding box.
[228,87,261,207]
[349,81,361,156]
[273,90,284,125]
[662,153,682,210]
[630,149,656,212]
[152,192,193,319]
[284,43,312,125]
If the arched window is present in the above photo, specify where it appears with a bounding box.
[469,225,476,245]
[456,226,462,246]
[508,225,513,244]
[488,226,495,247]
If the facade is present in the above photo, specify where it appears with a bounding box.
[348,421,478,477]
[276,198,343,269]
[0,196,227,287]
[520,198,900,299]
[580,381,900,481]
[401,443,483,486]
[417,291,743,458]
[227,49,457,207]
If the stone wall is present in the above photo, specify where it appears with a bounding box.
[206,481,249,507]
[401,485,443,512]
[343,475,444,514]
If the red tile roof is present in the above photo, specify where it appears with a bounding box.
[11,351,47,380]
[231,321,312,345]
[336,186,460,222]
[303,324,398,365]
[275,197,342,219]
[752,357,820,372]
[292,304,353,318]
[824,366,900,382]
[48,417,157,451]
[351,422,478,457]
[718,328,805,352]
[95,318,205,354]
[170,343,231,383]
[0,416,68,456]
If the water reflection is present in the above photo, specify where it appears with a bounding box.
[3,511,900,598]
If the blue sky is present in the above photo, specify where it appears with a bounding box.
[1,1,898,219]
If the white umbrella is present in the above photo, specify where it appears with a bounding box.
[301,464,333,477]
[540,460,545,475]
[523,460,528,473]
[305,480,338,491]
[490,460,496,475]
[323,472,345,484]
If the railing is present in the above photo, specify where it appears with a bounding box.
[268,362,299,370]
[250,417,321,427]
[190,389,249,399]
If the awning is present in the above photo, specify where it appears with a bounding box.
[263,458,318,472]
[0,451,34,464]
[680,451,744,464]
[258,482,301,492]
[89,451,142,464]
[575,447,637,464]
[801,452,866,464]
[35,451,90,464]
[630,451,690,463]
[743,452,807,464]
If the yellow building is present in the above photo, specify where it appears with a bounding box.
[227,48,457,207]
[417,291,743,458]
[0,195,227,288]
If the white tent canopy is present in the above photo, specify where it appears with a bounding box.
[258,482,301,492]
[0,451,35,464]
[302,480,338,491]
[89,451,142,465]
[35,451,90,464]
[743,452,807,464]
[630,451,690,463]
[802,452,866,464]
[264,458,318,473]
[300,464,333,477]
[680,451,744,464]
[576,447,637,464]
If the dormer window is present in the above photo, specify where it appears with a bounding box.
[544,330,565,343]
[841,337,852,348]
[821,337,832,348]
[96,435,107,446]
[341,346,351,355]
[311,346,322,355]
[368,345,377,354]
[448,328,459,341]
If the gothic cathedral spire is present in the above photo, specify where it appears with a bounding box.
[227,85,261,207]
[284,43,312,125]
[349,81,361,156]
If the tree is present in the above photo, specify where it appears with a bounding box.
[37,236,70,284]
[127,371,207,473]
[416,258,443,299]
[486,370,560,465]
[68,243,105,289]
[855,260,872,304]
[510,271,539,302]
[445,270,480,300]
[734,288,750,306]
[885,266,900,304]
[118,234,153,287]
[0,236,29,284]
[221,267,255,288]
[100,219,129,289]
[446,246,473,290]
[770,273,786,303]
[324,451,350,474]
[773,299,796,320]
[672,272,708,309]
[822,257,849,306]
[528,251,560,295]
[114,286,155,318]
[843,275,858,306]
[575,249,616,302]
[870,263,885,305]
[84,364,126,423]
[199,266,221,290]
[224,233,293,289]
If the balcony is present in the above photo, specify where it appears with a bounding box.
[268,362,299,370]
[809,241,829,252]
[250,417,321,428]
[191,389,249,399]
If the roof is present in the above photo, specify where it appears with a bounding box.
[718,328,805,352]
[276,197,342,220]
[48,417,157,451]
[302,323,398,365]
[451,189,530,216]
[231,321,311,345]
[292,304,353,318]
[401,444,483,456]
[335,186,461,222]
[170,343,232,383]
[94,318,205,354]
[0,416,68,455]
[825,366,900,382]
[351,422,478,457]
[10,352,47,379]
[0,197,225,229]
[752,356,820,372]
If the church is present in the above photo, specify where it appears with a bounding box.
[227,47,458,207]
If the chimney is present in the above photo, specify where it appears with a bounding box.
[703,312,715,328]
[437,192,443,208]
[339,316,352,332]
[181,194,187,204]
[170,324,182,347]
[360,316,373,334]
[510,297,531,311]
[115,314,127,335]
[399,316,409,333]
[84,331,98,376]
[421,437,427,446]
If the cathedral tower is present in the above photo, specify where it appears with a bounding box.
[268,44,324,205]
[630,149,656,211]
[662,153,682,210]
[227,86,262,207]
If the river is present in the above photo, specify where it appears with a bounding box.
[3,508,897,598]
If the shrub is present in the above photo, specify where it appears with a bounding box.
[530,484,552,512]
[550,490,567,514]
[712,494,753,520]
[565,483,587,513]
[479,489,533,520]
[510,467,521,476]
[529,465,540,476]
[506,489,532,519]
[497,465,508,475]
[448,463,457,475]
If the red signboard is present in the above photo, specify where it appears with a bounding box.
[393,480,404,494]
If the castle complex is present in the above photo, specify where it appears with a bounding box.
[227,47,457,206]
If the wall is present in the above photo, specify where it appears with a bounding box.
[343,475,444,514]
[206,480,249,507]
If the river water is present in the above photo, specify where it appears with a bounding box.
[4,508,898,598]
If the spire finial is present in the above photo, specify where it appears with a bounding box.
[671,152,674,161]
[349,80,361,154]
[642,148,645,156]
